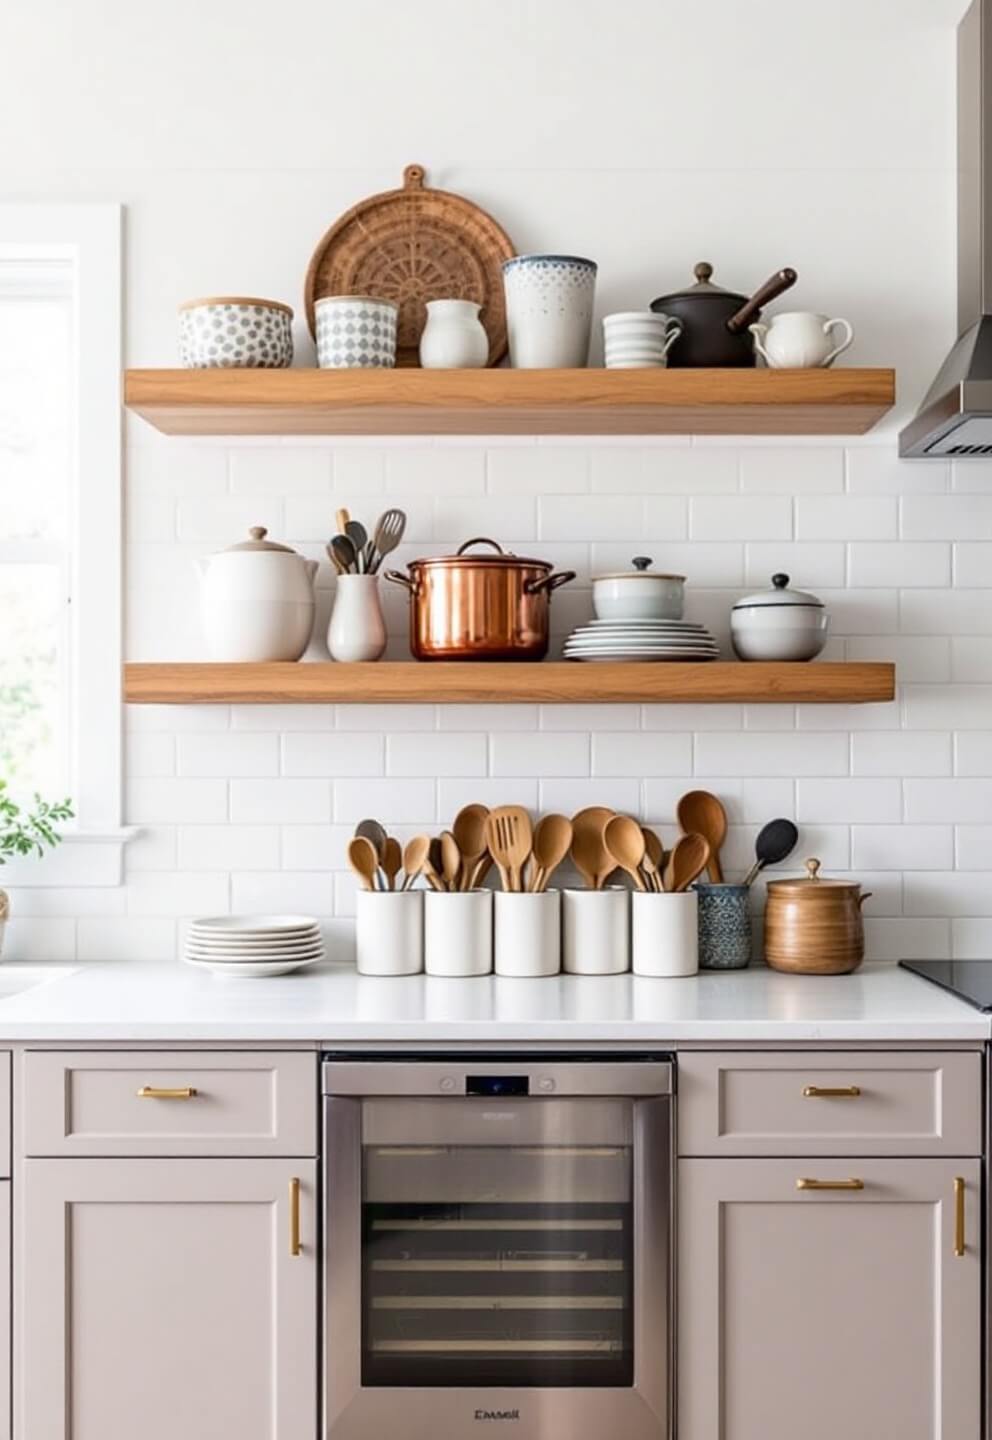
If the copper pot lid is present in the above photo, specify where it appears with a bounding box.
[767,858,862,893]
[655,262,748,306]
[733,573,823,611]
[593,556,685,582]
[409,537,552,571]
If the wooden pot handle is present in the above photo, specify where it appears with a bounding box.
[726,268,798,333]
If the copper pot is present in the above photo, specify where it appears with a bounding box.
[764,858,872,976]
[385,538,575,661]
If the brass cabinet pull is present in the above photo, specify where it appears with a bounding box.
[796,1177,865,1191]
[954,1176,966,1257]
[802,1085,861,1098]
[136,1085,197,1099]
[289,1177,302,1257]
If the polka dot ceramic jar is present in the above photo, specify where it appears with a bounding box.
[502,254,598,368]
[178,297,293,368]
[315,295,399,369]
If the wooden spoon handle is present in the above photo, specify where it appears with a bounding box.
[708,853,724,884]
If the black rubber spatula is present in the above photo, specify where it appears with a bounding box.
[743,819,799,887]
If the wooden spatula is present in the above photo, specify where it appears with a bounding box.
[485,806,533,892]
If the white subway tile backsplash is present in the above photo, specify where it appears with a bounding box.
[955,733,992,776]
[332,449,385,493]
[439,778,539,817]
[591,447,737,494]
[797,779,901,823]
[901,494,992,541]
[642,496,692,538]
[904,779,992,823]
[386,447,486,496]
[847,635,951,683]
[282,825,352,871]
[177,496,283,543]
[126,872,230,917]
[848,543,951,588]
[489,448,589,494]
[387,733,487,778]
[864,918,951,961]
[744,543,845,588]
[955,825,992,870]
[953,543,992,586]
[740,448,842,494]
[76,917,176,962]
[695,732,848,777]
[282,732,384,777]
[1,920,76,962]
[905,872,992,917]
[436,497,537,542]
[333,778,435,825]
[439,705,538,731]
[232,778,331,823]
[852,825,953,871]
[851,732,951,776]
[643,777,795,824]
[904,684,992,729]
[230,447,333,495]
[230,871,335,916]
[177,825,281,871]
[540,495,645,542]
[491,733,590,778]
[952,918,992,957]
[178,732,279,777]
[592,732,691,777]
[690,495,792,541]
[127,778,228,825]
[846,449,949,496]
[541,705,638,731]
[900,590,992,635]
[951,638,992,681]
[126,733,176,778]
[797,496,897,541]
[539,778,641,815]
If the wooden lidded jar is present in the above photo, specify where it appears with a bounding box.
[764,859,872,975]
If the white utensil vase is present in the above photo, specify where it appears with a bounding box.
[631,891,698,977]
[494,891,561,977]
[328,574,387,662]
[562,888,630,974]
[424,890,493,976]
[355,890,423,976]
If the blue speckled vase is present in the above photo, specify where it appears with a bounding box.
[694,883,752,970]
[503,254,597,368]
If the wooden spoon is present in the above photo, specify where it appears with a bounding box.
[664,832,711,893]
[425,837,447,893]
[485,806,533,892]
[604,815,648,891]
[641,827,664,893]
[440,830,462,892]
[676,790,727,884]
[452,803,490,890]
[330,533,358,575]
[381,836,402,891]
[570,806,617,890]
[401,835,430,891]
[347,835,380,892]
[530,813,573,893]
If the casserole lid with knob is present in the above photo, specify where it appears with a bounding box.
[592,555,685,582]
[767,857,869,899]
[732,572,823,611]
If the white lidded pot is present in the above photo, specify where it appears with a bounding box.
[199,526,317,662]
[730,573,829,662]
[592,557,685,621]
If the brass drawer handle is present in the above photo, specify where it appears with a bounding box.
[136,1086,198,1100]
[802,1085,861,1098]
[954,1176,966,1257]
[796,1177,864,1191]
[289,1177,302,1257]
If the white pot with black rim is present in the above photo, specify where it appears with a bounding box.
[730,573,829,662]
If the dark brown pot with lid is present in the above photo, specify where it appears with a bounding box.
[651,261,797,368]
[764,858,871,975]
[386,538,575,661]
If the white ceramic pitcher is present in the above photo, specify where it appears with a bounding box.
[749,311,854,369]
[198,527,317,661]
[328,574,387,662]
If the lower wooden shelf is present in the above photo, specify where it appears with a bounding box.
[124,661,895,706]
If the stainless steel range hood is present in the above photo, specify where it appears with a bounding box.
[901,0,992,457]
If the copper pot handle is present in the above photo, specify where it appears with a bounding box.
[525,570,577,596]
[456,537,507,557]
[384,569,416,593]
[857,892,873,908]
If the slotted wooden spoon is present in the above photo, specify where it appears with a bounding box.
[664,832,711,893]
[604,815,648,891]
[570,806,618,890]
[676,790,727,884]
[485,806,533,892]
[530,813,573,893]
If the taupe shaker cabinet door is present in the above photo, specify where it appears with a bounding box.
[677,1050,982,1156]
[678,1158,981,1440]
[17,1158,317,1440]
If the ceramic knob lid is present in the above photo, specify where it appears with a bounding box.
[732,573,824,610]
[221,526,297,555]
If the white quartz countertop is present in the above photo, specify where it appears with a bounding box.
[0,960,984,1043]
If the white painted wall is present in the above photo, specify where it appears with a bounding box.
[2,0,989,964]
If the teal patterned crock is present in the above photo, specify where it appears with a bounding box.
[694,883,752,970]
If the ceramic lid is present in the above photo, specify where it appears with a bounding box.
[732,573,823,610]
[656,262,747,305]
[767,858,862,894]
[592,556,685,582]
[220,526,298,555]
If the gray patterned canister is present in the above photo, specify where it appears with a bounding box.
[315,295,398,369]
[502,254,597,368]
[178,297,294,368]
[694,883,752,970]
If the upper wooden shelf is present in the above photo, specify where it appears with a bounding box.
[124,661,895,706]
[124,367,895,437]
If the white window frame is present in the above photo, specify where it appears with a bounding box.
[0,203,130,886]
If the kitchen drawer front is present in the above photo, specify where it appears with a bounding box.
[22,1051,316,1157]
[677,1051,982,1157]
[0,1054,10,1178]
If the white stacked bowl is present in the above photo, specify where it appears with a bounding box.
[603,311,682,369]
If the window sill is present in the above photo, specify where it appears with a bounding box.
[0,827,138,888]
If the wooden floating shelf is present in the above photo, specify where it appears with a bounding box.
[124,367,895,437]
[124,662,896,706]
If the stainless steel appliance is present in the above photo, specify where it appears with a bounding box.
[322,1053,674,1440]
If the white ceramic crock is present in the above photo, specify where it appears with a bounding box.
[562,888,629,974]
[631,891,698,977]
[178,296,294,368]
[315,295,398,368]
[494,891,561,977]
[419,299,489,368]
[356,890,423,976]
[503,255,597,368]
[328,575,387,662]
[198,527,318,662]
[730,572,829,662]
[592,558,685,621]
[749,311,854,369]
[424,890,493,976]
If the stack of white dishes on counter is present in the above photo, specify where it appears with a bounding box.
[184,915,324,977]
[563,618,719,662]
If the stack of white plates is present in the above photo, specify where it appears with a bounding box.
[184,915,324,978]
[563,619,720,662]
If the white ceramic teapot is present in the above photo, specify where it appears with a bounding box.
[748,311,854,369]
[198,527,317,662]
